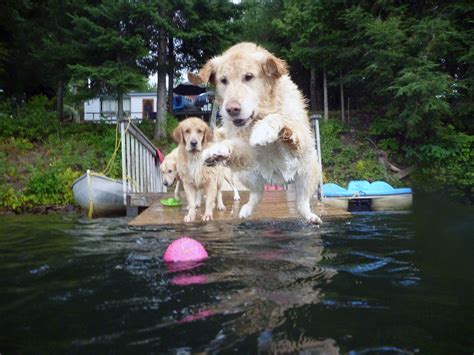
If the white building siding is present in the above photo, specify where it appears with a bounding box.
[83,93,157,121]
[84,99,101,121]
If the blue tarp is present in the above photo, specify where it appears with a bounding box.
[173,95,184,111]
[323,180,412,198]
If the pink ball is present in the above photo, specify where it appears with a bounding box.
[163,237,208,263]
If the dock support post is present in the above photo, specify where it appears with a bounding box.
[310,114,324,201]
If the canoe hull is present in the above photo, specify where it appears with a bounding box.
[323,194,413,211]
[72,171,125,217]
[322,180,413,212]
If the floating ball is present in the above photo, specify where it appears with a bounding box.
[163,237,208,263]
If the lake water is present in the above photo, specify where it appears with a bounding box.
[0,196,472,354]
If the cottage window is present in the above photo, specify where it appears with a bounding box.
[101,98,131,114]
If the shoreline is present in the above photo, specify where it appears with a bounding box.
[0,204,82,216]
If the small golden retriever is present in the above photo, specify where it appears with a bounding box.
[160,148,202,205]
[189,42,322,224]
[173,117,225,222]
[160,148,181,200]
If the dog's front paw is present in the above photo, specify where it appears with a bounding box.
[202,213,213,222]
[203,144,231,166]
[217,202,226,211]
[250,121,279,147]
[306,213,322,225]
[239,203,254,219]
[279,126,299,150]
[233,192,241,201]
[184,212,195,223]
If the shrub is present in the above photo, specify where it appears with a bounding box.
[0,96,59,142]
[26,164,80,206]
[412,125,473,201]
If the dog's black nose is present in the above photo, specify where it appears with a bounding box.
[190,139,198,147]
[163,181,169,186]
[225,100,241,117]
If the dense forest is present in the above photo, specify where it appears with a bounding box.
[0,0,472,211]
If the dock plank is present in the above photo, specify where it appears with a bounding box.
[129,191,350,227]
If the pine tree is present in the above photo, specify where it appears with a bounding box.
[141,0,240,140]
[69,0,149,120]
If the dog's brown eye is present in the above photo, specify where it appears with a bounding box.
[185,129,191,134]
[244,73,254,82]
[197,129,203,134]
[220,77,228,85]
[168,170,172,173]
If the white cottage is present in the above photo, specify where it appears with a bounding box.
[83,92,157,121]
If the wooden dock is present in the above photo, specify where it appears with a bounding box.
[128,191,350,228]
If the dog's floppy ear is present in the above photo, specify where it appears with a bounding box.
[173,126,183,144]
[188,58,217,85]
[202,126,213,145]
[262,54,288,79]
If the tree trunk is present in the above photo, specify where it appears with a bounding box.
[117,92,124,120]
[310,68,317,113]
[340,69,345,123]
[154,29,168,140]
[167,37,174,114]
[323,68,328,121]
[347,97,350,123]
[57,79,64,122]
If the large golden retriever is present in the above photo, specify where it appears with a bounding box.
[173,117,225,222]
[189,42,322,224]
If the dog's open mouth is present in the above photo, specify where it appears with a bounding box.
[233,119,246,127]
[232,112,254,127]
[164,180,173,187]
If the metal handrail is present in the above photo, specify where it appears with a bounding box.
[120,119,165,205]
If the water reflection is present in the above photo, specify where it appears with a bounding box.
[1,202,472,353]
[152,221,340,353]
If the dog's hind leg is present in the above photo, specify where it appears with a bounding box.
[239,190,263,219]
[294,160,322,225]
[224,170,241,201]
[231,182,241,201]
[216,190,226,211]
[238,174,264,219]
[195,190,202,208]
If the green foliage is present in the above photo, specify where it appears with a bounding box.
[165,114,179,137]
[150,113,179,153]
[26,165,80,206]
[0,111,123,211]
[319,120,389,185]
[413,126,473,201]
[69,1,149,104]
[0,96,59,142]
[388,60,453,141]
